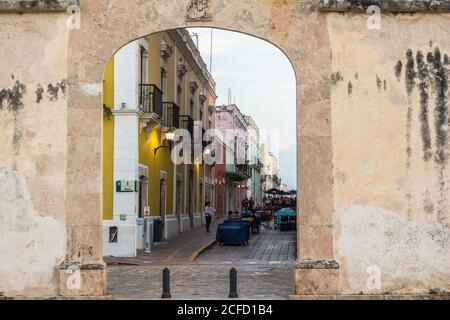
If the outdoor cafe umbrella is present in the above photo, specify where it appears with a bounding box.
[265,188,282,195]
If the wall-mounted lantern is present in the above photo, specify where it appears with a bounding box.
[154,132,175,157]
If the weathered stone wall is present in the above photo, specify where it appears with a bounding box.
[0,0,449,298]
[319,0,450,12]
[328,12,450,294]
[0,12,69,297]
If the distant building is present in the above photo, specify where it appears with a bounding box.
[102,29,216,257]
[214,104,250,213]
[244,115,263,206]
[261,144,281,192]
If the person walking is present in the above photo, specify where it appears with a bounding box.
[204,202,215,233]
[242,198,249,213]
[248,197,255,212]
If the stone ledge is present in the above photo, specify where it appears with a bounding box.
[0,0,79,13]
[59,261,106,270]
[0,293,12,300]
[296,259,340,269]
[59,262,107,297]
[319,0,450,12]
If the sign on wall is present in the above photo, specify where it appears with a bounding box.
[187,0,212,21]
[116,180,137,193]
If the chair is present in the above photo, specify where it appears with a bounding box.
[289,216,297,231]
[280,216,290,232]
[253,215,262,234]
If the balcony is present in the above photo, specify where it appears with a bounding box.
[162,102,180,129]
[139,84,163,117]
[202,128,208,148]
[236,164,251,177]
[261,174,281,187]
[179,115,194,138]
[226,164,250,182]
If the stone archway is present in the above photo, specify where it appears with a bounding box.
[2,0,450,300]
[62,0,334,297]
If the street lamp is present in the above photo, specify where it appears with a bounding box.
[154,132,175,157]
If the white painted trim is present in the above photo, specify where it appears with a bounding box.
[137,38,149,52]
[138,164,149,217]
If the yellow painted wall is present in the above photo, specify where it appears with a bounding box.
[103,59,114,220]
[102,31,210,222]
[139,128,174,217]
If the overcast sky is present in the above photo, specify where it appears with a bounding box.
[187,28,297,190]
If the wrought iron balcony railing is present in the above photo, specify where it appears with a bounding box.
[236,164,251,178]
[139,84,163,117]
[202,128,208,148]
[179,115,194,138]
[162,102,180,128]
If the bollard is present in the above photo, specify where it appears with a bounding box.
[229,268,239,298]
[162,268,172,299]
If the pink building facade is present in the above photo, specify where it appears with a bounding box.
[214,105,250,214]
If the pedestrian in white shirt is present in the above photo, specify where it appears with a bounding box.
[204,202,215,233]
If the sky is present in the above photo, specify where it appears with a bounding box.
[187,28,297,190]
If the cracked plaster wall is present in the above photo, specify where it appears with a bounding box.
[0,12,68,297]
[328,12,450,294]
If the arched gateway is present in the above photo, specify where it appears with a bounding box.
[0,0,449,299]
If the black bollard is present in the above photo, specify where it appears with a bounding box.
[229,268,239,298]
[162,268,172,299]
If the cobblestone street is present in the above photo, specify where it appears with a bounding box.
[107,226,297,300]
[108,263,294,300]
[199,229,296,263]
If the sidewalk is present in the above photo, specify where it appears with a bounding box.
[104,218,222,266]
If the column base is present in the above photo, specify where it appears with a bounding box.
[59,261,107,297]
[295,260,341,295]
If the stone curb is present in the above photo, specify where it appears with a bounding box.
[188,239,217,263]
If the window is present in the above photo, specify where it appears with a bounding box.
[138,175,148,218]
[200,101,204,124]
[160,177,167,217]
[177,85,182,106]
[176,174,182,217]
[109,227,118,243]
[161,68,167,101]
[190,99,194,118]
[139,46,148,103]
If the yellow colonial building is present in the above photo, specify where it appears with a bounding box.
[102,29,216,257]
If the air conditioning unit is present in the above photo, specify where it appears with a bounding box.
[143,217,154,253]
[136,218,144,250]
